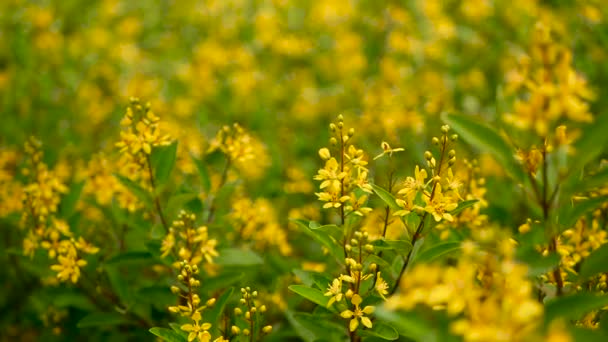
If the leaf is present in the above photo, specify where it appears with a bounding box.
[371,239,412,255]
[290,219,344,261]
[371,184,400,211]
[412,242,461,265]
[579,243,608,280]
[292,269,316,287]
[450,199,479,216]
[558,196,608,231]
[199,272,243,293]
[59,180,84,218]
[106,251,153,265]
[166,192,200,220]
[308,222,340,231]
[442,112,525,183]
[77,312,129,328]
[284,311,344,342]
[105,265,132,307]
[192,154,211,193]
[359,321,399,340]
[523,252,561,278]
[288,285,329,307]
[567,113,608,181]
[571,167,608,195]
[168,323,189,340]
[205,287,234,336]
[149,327,187,342]
[545,293,608,324]
[150,141,178,187]
[375,307,436,341]
[114,173,152,207]
[215,248,263,266]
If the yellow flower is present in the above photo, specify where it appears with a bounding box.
[374,272,389,300]
[324,278,343,307]
[340,294,374,332]
[373,141,405,160]
[423,184,458,222]
[181,311,212,342]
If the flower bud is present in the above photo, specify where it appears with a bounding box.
[263,325,273,334]
[318,148,331,160]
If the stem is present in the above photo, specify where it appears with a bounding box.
[541,142,564,295]
[206,156,231,224]
[391,137,448,295]
[146,154,169,233]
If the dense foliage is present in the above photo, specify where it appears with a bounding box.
[2,0,608,341]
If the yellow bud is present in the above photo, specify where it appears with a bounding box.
[263,325,273,334]
[318,148,331,160]
[243,329,250,336]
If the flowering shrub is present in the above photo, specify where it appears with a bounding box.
[2,1,608,341]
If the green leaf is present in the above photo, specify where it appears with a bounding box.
[292,269,316,287]
[199,272,244,293]
[215,248,263,266]
[375,307,436,341]
[442,113,524,183]
[359,321,399,340]
[522,252,561,278]
[77,312,129,328]
[149,327,187,342]
[579,243,608,280]
[308,222,340,231]
[106,251,153,265]
[371,184,400,211]
[114,173,152,208]
[151,141,178,186]
[291,219,344,261]
[545,293,608,324]
[371,239,412,255]
[571,167,608,195]
[105,265,132,307]
[59,180,84,218]
[450,199,479,216]
[284,310,344,342]
[166,192,200,220]
[559,196,608,231]
[205,287,234,335]
[168,323,189,340]
[288,285,329,307]
[567,113,608,181]
[412,242,461,265]
[192,154,211,193]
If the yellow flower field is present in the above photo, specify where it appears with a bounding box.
[2,0,608,341]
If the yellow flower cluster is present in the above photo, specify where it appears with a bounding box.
[231,287,273,339]
[228,196,291,255]
[168,261,220,342]
[208,123,269,179]
[314,115,372,218]
[20,138,98,283]
[323,231,386,332]
[115,97,172,182]
[388,239,543,342]
[504,21,595,136]
[0,148,23,216]
[81,153,141,212]
[440,159,489,236]
[161,211,218,268]
[394,126,461,224]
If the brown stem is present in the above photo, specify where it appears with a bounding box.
[206,156,231,224]
[146,154,169,233]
